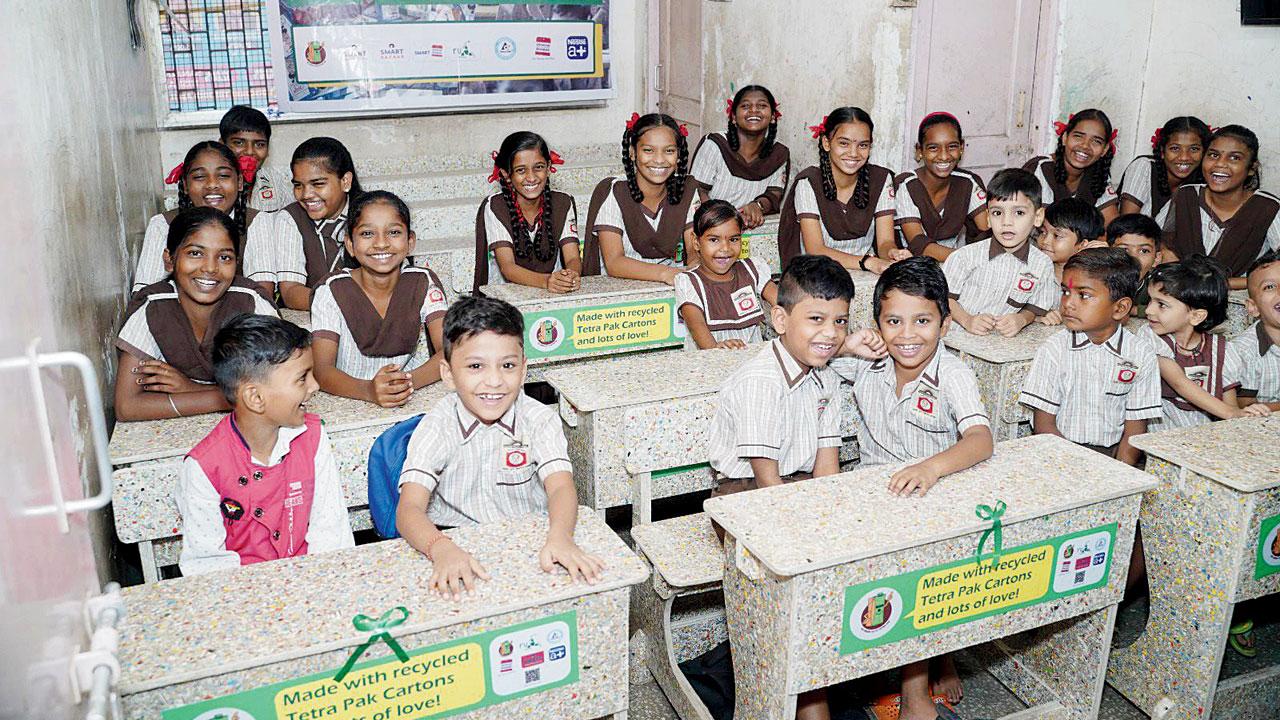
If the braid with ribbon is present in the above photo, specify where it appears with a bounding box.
[1053,109,1116,202]
[622,113,690,205]
[814,106,875,208]
[492,133,560,263]
[169,141,251,240]
[725,85,780,158]
[1151,116,1212,200]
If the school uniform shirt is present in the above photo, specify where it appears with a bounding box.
[1136,323,1242,429]
[472,190,579,290]
[689,133,791,212]
[133,209,277,292]
[1022,156,1119,212]
[398,392,573,528]
[893,169,987,253]
[941,238,1059,317]
[777,165,896,266]
[831,346,990,466]
[1019,326,1162,447]
[275,199,354,289]
[310,266,448,380]
[1117,155,1176,218]
[116,278,278,383]
[1230,321,1280,403]
[248,165,294,213]
[581,177,702,275]
[1155,185,1280,278]
[674,257,772,347]
[706,339,843,479]
[176,415,354,575]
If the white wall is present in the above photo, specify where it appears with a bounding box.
[158,0,648,175]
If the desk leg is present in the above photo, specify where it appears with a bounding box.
[139,541,159,583]
[981,604,1116,719]
[631,472,653,527]
[721,536,796,720]
[1107,459,1249,718]
[634,578,715,720]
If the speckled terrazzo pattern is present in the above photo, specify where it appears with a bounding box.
[119,510,647,717]
[1130,415,1280,493]
[548,346,753,413]
[631,579,716,720]
[942,325,1060,441]
[1222,289,1250,339]
[847,270,879,331]
[943,322,1059,364]
[721,534,800,719]
[278,308,311,331]
[632,513,724,590]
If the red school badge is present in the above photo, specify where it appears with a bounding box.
[731,286,758,315]
[817,397,830,415]
[428,287,445,303]
[916,396,935,415]
[1016,273,1037,293]
[504,447,530,468]
[1115,362,1137,383]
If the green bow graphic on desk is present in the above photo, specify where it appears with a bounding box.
[974,500,1006,567]
[333,606,411,682]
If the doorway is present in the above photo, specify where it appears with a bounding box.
[652,0,704,138]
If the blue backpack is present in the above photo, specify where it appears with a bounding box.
[367,414,424,539]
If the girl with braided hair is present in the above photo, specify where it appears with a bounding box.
[135,141,274,297]
[1118,116,1211,219]
[1022,108,1120,226]
[582,112,703,284]
[689,85,790,229]
[895,112,991,262]
[473,131,582,292]
[778,106,905,272]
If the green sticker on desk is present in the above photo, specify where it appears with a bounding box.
[523,297,684,360]
[1255,513,1280,579]
[839,525,1116,655]
[163,611,578,720]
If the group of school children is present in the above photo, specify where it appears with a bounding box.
[112,87,1280,720]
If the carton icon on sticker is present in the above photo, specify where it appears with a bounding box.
[848,587,902,641]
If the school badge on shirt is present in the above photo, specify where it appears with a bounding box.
[1115,360,1138,384]
[816,397,830,416]
[1186,365,1209,389]
[915,386,937,416]
[220,497,245,521]
[501,441,531,469]
[1015,272,1037,293]
[428,286,446,303]
[730,286,758,316]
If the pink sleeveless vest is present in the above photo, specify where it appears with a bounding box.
[187,414,322,566]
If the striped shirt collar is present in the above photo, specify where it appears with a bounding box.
[770,338,812,390]
[454,394,520,442]
[987,237,1033,263]
[1068,325,1125,354]
[1257,321,1278,356]
[868,344,944,392]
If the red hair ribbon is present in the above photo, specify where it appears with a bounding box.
[1107,128,1118,154]
[1053,112,1077,137]
[625,112,641,131]
[237,155,258,183]
[1210,125,1221,134]
[1150,127,1163,150]
[725,98,735,118]
[774,103,782,119]
[921,111,958,129]
[809,115,829,139]
[549,150,564,174]
[678,124,689,138]
[487,150,501,184]
[164,162,184,185]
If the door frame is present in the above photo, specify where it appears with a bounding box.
[901,0,1061,170]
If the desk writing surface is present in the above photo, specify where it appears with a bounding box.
[942,322,1060,364]
[117,509,646,694]
[545,345,758,413]
[1131,416,1280,493]
[109,384,450,466]
[480,275,669,305]
[704,434,1157,578]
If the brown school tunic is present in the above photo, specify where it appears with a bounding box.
[1163,185,1280,277]
[1022,155,1118,210]
[472,190,577,289]
[581,178,702,276]
[893,169,989,254]
[282,201,355,288]
[691,133,791,213]
[778,164,892,267]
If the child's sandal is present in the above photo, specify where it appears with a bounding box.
[864,693,957,720]
[1229,619,1257,658]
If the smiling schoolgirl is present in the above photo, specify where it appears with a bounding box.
[690,85,790,230]
[1023,108,1120,226]
[895,112,990,261]
[1118,116,1212,219]
[276,137,363,310]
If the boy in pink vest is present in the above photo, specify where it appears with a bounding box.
[177,314,354,575]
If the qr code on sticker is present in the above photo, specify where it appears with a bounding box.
[525,668,540,684]
[1074,571,1086,584]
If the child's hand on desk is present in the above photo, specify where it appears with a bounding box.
[1038,310,1062,326]
[371,364,413,408]
[546,269,580,294]
[715,339,748,350]
[540,535,606,584]
[430,538,491,600]
[1238,403,1272,418]
[739,201,765,229]
[841,328,887,360]
[962,314,997,335]
[133,360,202,394]
[888,248,913,262]
[993,312,1031,338]
[889,461,941,497]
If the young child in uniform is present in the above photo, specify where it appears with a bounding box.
[116,207,279,421]
[1106,213,1163,316]
[674,200,778,349]
[1023,109,1120,226]
[583,113,702,284]
[1156,125,1280,290]
[778,106,906,272]
[1139,256,1269,428]
[941,168,1059,337]
[690,85,790,229]
[1038,196,1107,284]
[1020,248,1162,466]
[1231,250,1280,411]
[311,191,448,408]
[219,105,293,213]
[136,141,275,295]
[276,137,364,309]
[396,296,605,599]
[472,131,582,292]
[1118,116,1211,219]
[176,313,354,575]
[895,112,990,261]
[705,254,884,720]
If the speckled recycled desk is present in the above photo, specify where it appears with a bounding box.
[110,385,450,582]
[480,276,682,371]
[705,434,1156,720]
[740,219,780,273]
[1108,417,1280,720]
[279,308,311,331]
[118,509,648,720]
[1222,289,1251,339]
[545,346,862,524]
[847,269,880,330]
[943,322,1061,441]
